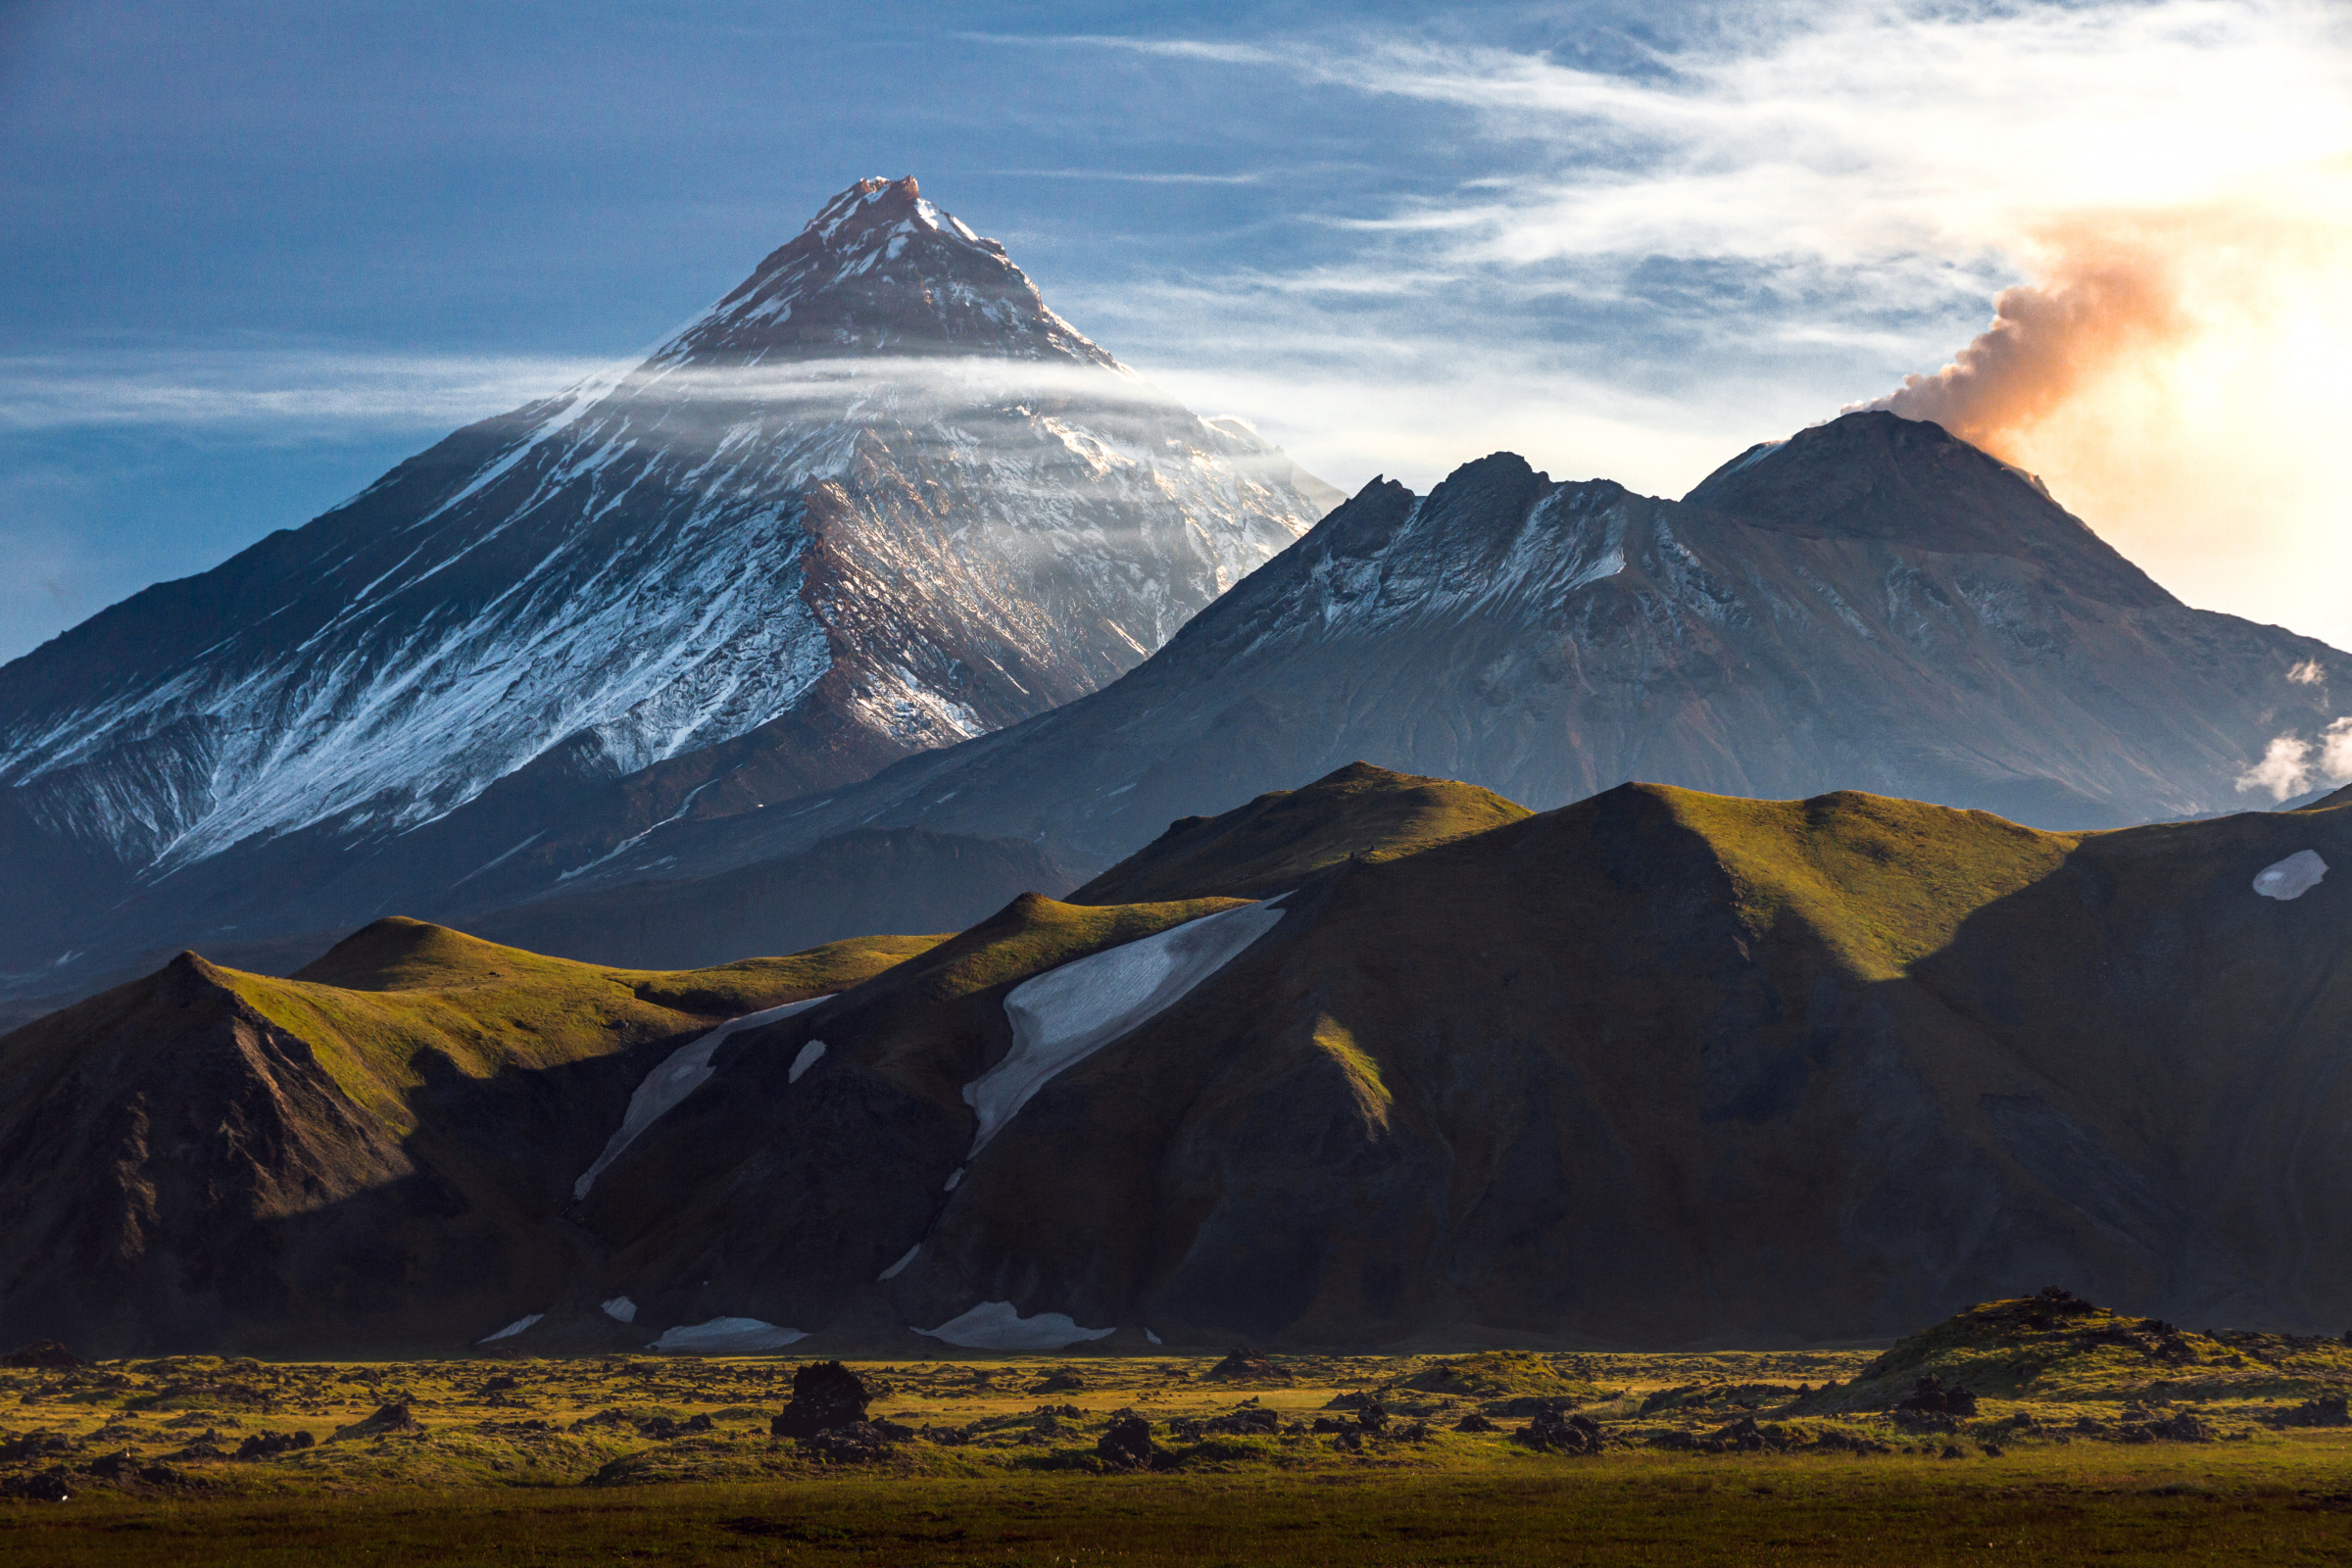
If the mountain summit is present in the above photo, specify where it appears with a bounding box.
[662,175,1116,366]
[0,177,1335,999]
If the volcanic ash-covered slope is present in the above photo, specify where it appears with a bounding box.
[548,413,2348,921]
[0,174,1330,993]
[0,918,933,1355]
[562,778,2352,1351]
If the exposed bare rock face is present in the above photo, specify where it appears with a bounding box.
[0,174,1330,1009]
[544,413,2347,939]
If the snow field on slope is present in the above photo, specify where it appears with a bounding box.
[914,1301,1115,1350]
[647,1317,808,1352]
[2255,850,2328,901]
[574,994,833,1200]
[962,900,1287,1156]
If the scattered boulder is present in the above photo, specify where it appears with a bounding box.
[1035,1371,1086,1393]
[1207,1348,1289,1382]
[635,1414,714,1441]
[85,1451,183,1489]
[1453,1412,1499,1433]
[769,1361,872,1439]
[1096,1415,1159,1470]
[2277,1395,2350,1428]
[479,1376,519,1394]
[162,1431,232,1462]
[1517,1409,1605,1454]
[1355,1399,1391,1434]
[0,1342,85,1370]
[0,1431,74,1463]
[2118,1411,2213,1444]
[802,1421,898,1462]
[232,1431,315,1460]
[1202,1405,1280,1437]
[0,1469,73,1501]
[1895,1374,1978,1419]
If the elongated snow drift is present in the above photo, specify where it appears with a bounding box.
[962,900,1286,1155]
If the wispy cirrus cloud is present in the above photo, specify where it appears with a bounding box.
[986,1,2352,651]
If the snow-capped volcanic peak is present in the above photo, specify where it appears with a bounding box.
[0,175,1336,980]
[658,175,1116,369]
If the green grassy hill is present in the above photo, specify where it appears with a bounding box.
[0,920,937,1356]
[1069,761,1531,904]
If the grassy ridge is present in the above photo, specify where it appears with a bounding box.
[1070,761,1532,906]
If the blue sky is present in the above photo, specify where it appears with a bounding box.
[4,0,2348,662]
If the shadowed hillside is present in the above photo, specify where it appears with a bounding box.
[0,920,937,1356]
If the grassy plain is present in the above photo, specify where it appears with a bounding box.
[6,1324,2350,1565]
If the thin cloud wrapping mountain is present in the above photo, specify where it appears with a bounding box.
[0,176,1334,996]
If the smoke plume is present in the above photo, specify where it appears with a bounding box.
[1870,226,2187,447]
[1859,192,2352,651]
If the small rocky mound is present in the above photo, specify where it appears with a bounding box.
[1398,1350,1579,1400]
[769,1361,871,1439]
[0,1431,74,1463]
[232,1431,314,1460]
[2278,1395,2350,1428]
[1205,1347,1290,1382]
[1096,1415,1160,1470]
[1795,1286,2230,1416]
[636,1414,714,1441]
[1453,1412,1499,1433]
[803,1421,900,1463]
[1893,1373,1979,1431]
[0,1342,86,1370]
[0,1469,74,1501]
[1516,1409,1604,1454]
[1034,1370,1086,1393]
[331,1403,419,1441]
[2117,1411,2213,1444]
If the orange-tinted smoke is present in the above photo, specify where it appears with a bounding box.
[1867,224,2190,457]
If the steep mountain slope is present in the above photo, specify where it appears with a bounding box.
[523,413,2348,941]
[0,919,934,1354]
[555,781,2352,1351]
[0,174,1329,1001]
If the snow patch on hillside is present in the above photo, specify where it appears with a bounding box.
[963,901,1285,1156]
[574,994,833,1199]
[649,1317,808,1352]
[2254,850,2328,901]
[914,1301,1115,1350]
